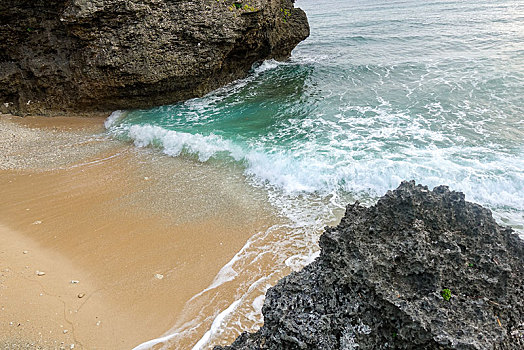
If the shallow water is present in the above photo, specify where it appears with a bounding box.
[107,0,524,348]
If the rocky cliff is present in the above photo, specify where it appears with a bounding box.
[217,181,524,349]
[0,0,309,116]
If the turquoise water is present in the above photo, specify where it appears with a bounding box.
[117,0,523,348]
[108,0,524,231]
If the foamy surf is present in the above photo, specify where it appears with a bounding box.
[131,219,328,350]
[104,110,126,129]
[106,119,524,215]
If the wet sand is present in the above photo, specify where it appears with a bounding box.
[0,114,278,349]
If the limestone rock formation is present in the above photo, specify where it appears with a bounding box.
[0,0,309,116]
[217,181,524,349]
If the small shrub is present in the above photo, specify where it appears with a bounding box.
[441,288,452,301]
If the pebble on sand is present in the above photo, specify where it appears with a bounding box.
[154,273,164,280]
[35,270,45,276]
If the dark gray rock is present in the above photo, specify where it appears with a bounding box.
[0,0,309,116]
[217,181,524,349]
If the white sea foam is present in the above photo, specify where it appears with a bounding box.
[187,237,257,303]
[106,119,524,216]
[191,299,242,350]
[131,219,325,350]
[251,295,265,314]
[252,59,284,74]
[190,269,285,349]
[132,333,173,350]
[104,110,126,128]
[125,124,244,162]
[285,250,320,271]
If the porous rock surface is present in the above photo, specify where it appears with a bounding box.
[0,0,309,116]
[217,181,524,349]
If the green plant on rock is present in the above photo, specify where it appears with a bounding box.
[280,7,291,22]
[441,288,452,301]
[225,1,258,13]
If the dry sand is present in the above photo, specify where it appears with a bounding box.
[0,114,278,349]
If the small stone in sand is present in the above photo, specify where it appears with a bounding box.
[77,293,85,298]
[35,270,45,276]
[154,273,164,280]
[70,280,79,284]
[32,220,42,225]
[23,250,29,254]
[63,329,68,334]
[144,176,150,180]
[96,321,101,326]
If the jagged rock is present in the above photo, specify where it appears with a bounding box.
[217,181,524,349]
[0,0,309,116]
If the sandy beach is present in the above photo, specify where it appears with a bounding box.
[0,114,279,349]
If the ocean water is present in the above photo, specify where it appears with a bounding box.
[106,0,524,348]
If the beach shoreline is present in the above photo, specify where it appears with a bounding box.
[0,114,279,349]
